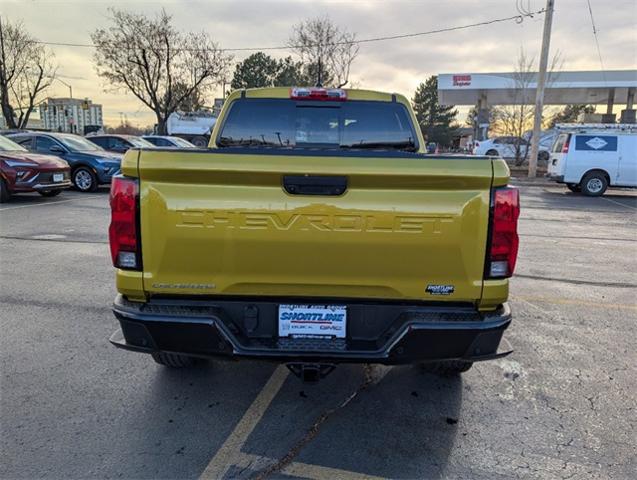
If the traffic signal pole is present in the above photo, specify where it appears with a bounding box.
[528,0,555,177]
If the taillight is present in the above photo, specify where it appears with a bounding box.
[109,176,140,270]
[290,87,347,101]
[562,135,571,153]
[487,186,520,278]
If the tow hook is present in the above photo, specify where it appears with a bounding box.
[286,363,336,382]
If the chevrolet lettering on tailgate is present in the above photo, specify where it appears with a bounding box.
[177,210,454,234]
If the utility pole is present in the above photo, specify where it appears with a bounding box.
[528,0,555,178]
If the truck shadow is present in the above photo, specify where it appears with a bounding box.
[112,360,279,479]
[243,363,463,479]
[122,361,462,479]
[287,365,464,479]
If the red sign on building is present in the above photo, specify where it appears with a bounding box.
[453,75,472,87]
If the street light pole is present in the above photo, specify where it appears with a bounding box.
[56,78,73,98]
[528,0,555,178]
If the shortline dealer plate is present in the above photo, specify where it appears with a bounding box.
[278,304,347,338]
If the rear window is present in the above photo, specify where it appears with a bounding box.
[217,99,418,151]
[552,133,570,153]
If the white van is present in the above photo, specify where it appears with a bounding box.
[547,124,637,196]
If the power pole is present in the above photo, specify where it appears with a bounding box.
[528,0,555,178]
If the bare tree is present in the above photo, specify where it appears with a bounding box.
[288,17,358,88]
[0,18,56,129]
[91,9,231,134]
[492,48,561,165]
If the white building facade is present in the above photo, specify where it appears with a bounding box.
[39,98,103,134]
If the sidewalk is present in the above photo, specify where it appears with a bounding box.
[509,175,555,186]
[508,166,554,186]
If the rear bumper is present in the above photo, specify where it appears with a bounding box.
[110,295,512,364]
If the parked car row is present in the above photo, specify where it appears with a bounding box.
[8,132,123,193]
[0,131,197,202]
[85,133,197,151]
[472,135,555,162]
[142,135,198,148]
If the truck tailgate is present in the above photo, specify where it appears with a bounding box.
[138,150,493,302]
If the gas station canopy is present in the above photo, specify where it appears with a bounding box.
[438,70,637,106]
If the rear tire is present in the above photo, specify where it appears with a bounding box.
[421,360,473,376]
[580,171,608,196]
[151,352,198,368]
[566,183,581,193]
[0,178,10,203]
[190,136,208,148]
[38,190,62,197]
[486,149,499,157]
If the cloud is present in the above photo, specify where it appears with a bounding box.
[3,0,634,127]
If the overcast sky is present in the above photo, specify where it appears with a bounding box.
[2,0,635,126]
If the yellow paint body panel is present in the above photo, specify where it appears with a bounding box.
[116,89,512,307]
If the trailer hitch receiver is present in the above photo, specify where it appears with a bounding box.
[286,363,336,382]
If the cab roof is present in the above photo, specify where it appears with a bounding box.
[226,87,409,104]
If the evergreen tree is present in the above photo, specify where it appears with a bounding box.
[548,104,595,128]
[273,57,306,86]
[412,76,458,147]
[230,52,280,90]
[231,53,307,90]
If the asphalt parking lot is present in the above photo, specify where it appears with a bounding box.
[1,184,636,479]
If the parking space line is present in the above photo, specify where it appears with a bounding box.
[0,199,76,211]
[283,461,386,480]
[513,295,637,311]
[234,452,386,480]
[200,365,289,479]
[513,296,552,316]
[600,196,637,210]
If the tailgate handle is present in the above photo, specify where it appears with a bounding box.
[283,175,347,196]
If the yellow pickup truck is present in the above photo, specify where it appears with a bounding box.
[108,87,519,381]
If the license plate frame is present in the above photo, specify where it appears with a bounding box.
[278,304,347,339]
[53,173,64,183]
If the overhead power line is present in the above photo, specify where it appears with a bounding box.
[585,0,607,83]
[34,9,546,53]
